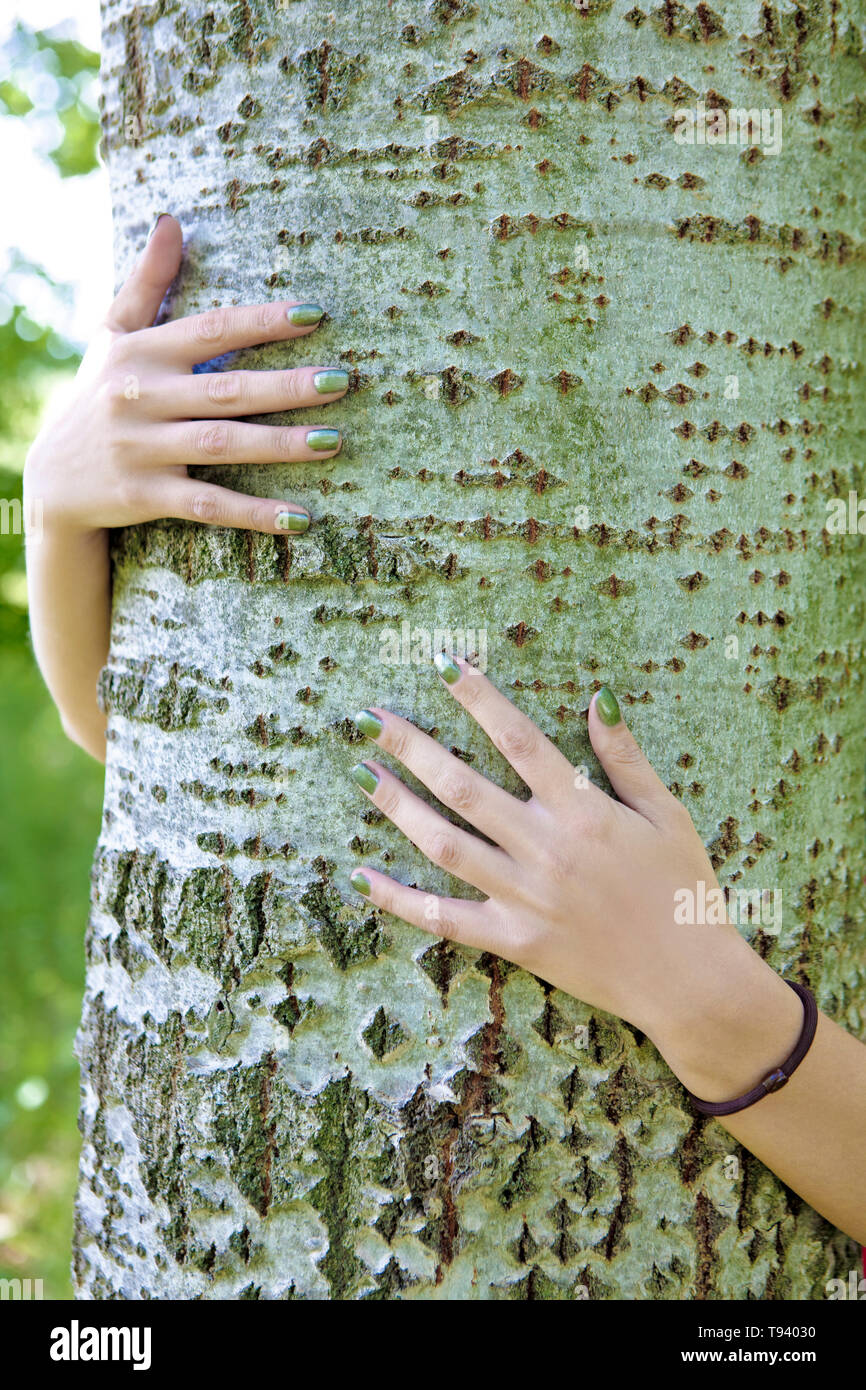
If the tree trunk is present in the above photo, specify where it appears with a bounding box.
[74,0,864,1298]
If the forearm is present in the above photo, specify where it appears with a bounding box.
[25,520,110,762]
[651,953,866,1244]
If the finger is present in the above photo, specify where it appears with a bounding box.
[132,298,328,365]
[588,686,681,827]
[349,760,517,899]
[432,652,584,806]
[148,420,341,466]
[105,213,184,333]
[154,365,349,419]
[158,476,311,534]
[348,867,494,952]
[352,707,527,858]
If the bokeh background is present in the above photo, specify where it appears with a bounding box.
[0,0,111,1298]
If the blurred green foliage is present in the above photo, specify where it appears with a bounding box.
[0,22,100,177]
[0,651,104,1298]
[0,19,104,1299]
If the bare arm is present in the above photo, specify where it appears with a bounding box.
[24,522,110,761]
[657,958,866,1244]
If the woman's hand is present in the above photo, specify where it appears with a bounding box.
[24,212,346,538]
[348,654,803,1102]
[348,656,866,1244]
[25,211,346,760]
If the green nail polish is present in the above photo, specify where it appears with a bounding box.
[148,212,171,241]
[351,762,379,794]
[350,869,371,896]
[433,651,461,685]
[306,428,340,452]
[288,303,325,326]
[275,510,310,533]
[354,709,383,739]
[596,686,622,727]
[313,368,349,394]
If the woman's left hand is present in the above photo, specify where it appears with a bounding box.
[347,653,793,1088]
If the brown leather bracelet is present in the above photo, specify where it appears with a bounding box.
[683,981,818,1117]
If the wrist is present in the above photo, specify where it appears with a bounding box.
[23,449,104,545]
[26,507,107,549]
[646,946,805,1103]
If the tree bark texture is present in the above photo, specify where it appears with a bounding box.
[74,0,865,1298]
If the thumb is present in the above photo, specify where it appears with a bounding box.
[104,212,183,334]
[588,686,680,827]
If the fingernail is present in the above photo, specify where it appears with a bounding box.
[306,428,340,452]
[433,651,461,685]
[148,212,171,241]
[350,762,379,794]
[275,510,310,533]
[288,303,325,326]
[350,869,371,897]
[595,686,622,727]
[313,368,349,394]
[354,709,383,739]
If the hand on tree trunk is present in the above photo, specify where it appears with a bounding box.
[348,653,866,1244]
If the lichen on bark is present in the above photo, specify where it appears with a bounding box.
[74,0,865,1298]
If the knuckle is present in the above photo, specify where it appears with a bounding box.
[498,720,537,764]
[376,785,401,820]
[244,500,274,532]
[500,913,535,965]
[666,795,693,830]
[98,375,133,416]
[457,671,484,709]
[252,302,283,336]
[386,724,413,765]
[113,471,146,516]
[189,491,224,525]
[105,334,133,367]
[542,844,577,887]
[437,769,478,814]
[278,370,306,406]
[275,426,297,458]
[428,830,462,873]
[206,371,243,406]
[572,803,612,846]
[195,423,231,458]
[189,308,228,346]
[606,732,644,767]
[434,906,461,944]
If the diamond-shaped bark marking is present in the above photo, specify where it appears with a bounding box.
[487,367,524,397]
[362,1006,409,1059]
[416,938,466,1001]
[531,995,572,1045]
[511,1218,541,1266]
[493,1265,573,1299]
[549,1196,582,1265]
[499,1115,550,1210]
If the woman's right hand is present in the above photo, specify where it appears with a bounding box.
[23,212,346,538]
